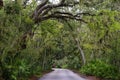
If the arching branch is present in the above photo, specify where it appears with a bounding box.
[32,0,86,23]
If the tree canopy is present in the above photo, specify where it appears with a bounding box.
[0,0,120,80]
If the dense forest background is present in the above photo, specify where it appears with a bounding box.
[0,0,120,80]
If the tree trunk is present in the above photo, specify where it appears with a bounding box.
[66,21,86,65]
[75,38,86,65]
[0,0,3,8]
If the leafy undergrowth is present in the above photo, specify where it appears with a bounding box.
[29,70,52,80]
[72,70,101,80]
[80,60,120,80]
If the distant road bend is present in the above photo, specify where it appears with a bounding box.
[39,68,87,80]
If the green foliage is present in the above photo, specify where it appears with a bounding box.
[1,48,41,80]
[52,56,82,69]
[88,10,120,31]
[80,60,120,80]
[0,2,40,80]
[0,0,120,80]
[40,19,63,35]
[1,59,30,80]
[4,2,21,14]
[67,56,81,69]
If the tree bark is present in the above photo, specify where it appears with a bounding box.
[0,0,3,8]
[65,21,86,65]
[75,38,86,65]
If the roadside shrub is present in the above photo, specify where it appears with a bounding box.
[80,60,120,80]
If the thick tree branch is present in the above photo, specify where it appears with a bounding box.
[35,13,87,23]
[32,0,87,23]
[32,0,49,19]
[38,2,79,17]
[36,0,49,11]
